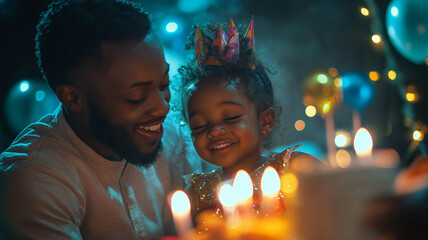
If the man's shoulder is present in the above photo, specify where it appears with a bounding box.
[0,121,80,175]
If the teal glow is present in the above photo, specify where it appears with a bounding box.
[166,22,178,33]
[35,90,46,102]
[20,81,29,92]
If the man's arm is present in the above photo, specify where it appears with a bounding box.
[0,163,85,240]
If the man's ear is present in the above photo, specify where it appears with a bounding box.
[55,85,86,112]
[260,107,276,134]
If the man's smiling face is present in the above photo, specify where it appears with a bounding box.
[75,32,171,167]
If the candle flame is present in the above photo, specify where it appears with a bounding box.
[354,127,373,156]
[261,166,281,197]
[232,170,253,203]
[170,190,190,216]
[219,183,236,207]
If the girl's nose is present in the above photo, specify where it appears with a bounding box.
[208,125,226,138]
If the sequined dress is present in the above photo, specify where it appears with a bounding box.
[184,145,300,213]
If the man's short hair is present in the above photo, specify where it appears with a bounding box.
[35,0,151,90]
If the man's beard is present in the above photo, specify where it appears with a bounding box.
[88,101,162,168]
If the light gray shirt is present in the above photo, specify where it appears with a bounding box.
[0,106,202,240]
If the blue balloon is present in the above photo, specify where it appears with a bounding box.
[4,79,60,134]
[386,0,428,64]
[341,72,375,111]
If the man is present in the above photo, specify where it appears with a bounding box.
[0,0,201,239]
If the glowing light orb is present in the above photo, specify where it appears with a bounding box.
[20,81,29,92]
[166,22,178,33]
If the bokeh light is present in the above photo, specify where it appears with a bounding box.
[405,85,419,102]
[322,102,331,114]
[335,149,351,168]
[295,120,305,131]
[388,70,397,80]
[335,131,351,148]
[360,7,369,16]
[369,71,379,81]
[413,130,424,141]
[20,81,29,92]
[5,79,60,134]
[281,173,298,194]
[406,93,416,102]
[328,67,338,77]
[305,105,316,117]
[371,34,382,44]
[317,73,328,84]
[166,22,178,33]
[334,77,342,87]
[35,90,46,102]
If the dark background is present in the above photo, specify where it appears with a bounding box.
[1,0,426,166]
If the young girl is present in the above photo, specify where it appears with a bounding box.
[177,19,324,218]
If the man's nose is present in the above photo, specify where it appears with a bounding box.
[148,90,170,117]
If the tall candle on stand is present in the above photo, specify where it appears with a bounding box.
[353,127,373,165]
[325,112,337,165]
[232,170,253,217]
[170,190,192,239]
[260,166,281,216]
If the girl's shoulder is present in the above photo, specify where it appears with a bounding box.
[261,144,327,175]
[183,168,223,214]
[288,149,328,172]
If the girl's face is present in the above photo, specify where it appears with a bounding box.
[187,79,273,175]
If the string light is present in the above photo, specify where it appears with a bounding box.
[369,71,379,81]
[335,131,351,148]
[413,130,424,141]
[295,120,305,131]
[334,77,342,87]
[388,70,397,80]
[405,85,419,102]
[305,105,316,117]
[322,102,331,114]
[360,7,370,16]
[19,81,29,92]
[328,67,338,77]
[371,34,382,44]
[317,73,328,84]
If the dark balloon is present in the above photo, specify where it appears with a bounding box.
[4,79,60,134]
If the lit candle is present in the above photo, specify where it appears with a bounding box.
[218,183,237,222]
[232,170,253,217]
[353,127,373,165]
[260,166,281,216]
[170,190,192,238]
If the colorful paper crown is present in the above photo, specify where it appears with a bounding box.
[195,18,255,69]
